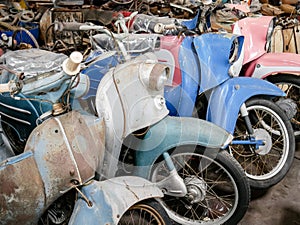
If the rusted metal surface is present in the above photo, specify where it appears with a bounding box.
[23,111,105,203]
[0,152,45,225]
[0,111,105,224]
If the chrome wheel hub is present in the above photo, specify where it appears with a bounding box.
[185,176,207,204]
[253,128,272,155]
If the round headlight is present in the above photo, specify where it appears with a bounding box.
[229,38,239,64]
[149,65,169,91]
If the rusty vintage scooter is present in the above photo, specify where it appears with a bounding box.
[0,50,171,225]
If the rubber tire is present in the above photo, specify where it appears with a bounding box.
[266,74,300,140]
[118,199,172,225]
[151,146,251,225]
[237,98,295,189]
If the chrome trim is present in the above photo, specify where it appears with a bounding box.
[0,102,32,114]
[0,111,31,125]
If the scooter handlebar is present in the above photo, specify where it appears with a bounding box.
[56,22,105,32]
[0,83,10,93]
[0,81,20,93]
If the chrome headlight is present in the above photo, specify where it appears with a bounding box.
[265,18,275,52]
[228,36,244,77]
[229,38,239,64]
[139,62,170,91]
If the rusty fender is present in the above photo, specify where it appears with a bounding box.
[69,176,164,225]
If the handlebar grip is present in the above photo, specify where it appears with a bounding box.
[58,22,84,31]
[57,22,105,32]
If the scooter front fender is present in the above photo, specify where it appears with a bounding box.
[246,52,300,78]
[133,116,233,178]
[207,77,285,134]
[69,177,163,225]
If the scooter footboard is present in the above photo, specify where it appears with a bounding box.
[69,176,163,225]
[206,77,285,134]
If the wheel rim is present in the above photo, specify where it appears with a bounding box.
[119,203,166,225]
[152,152,239,225]
[231,104,289,180]
[274,81,300,136]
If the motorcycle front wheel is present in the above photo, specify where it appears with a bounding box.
[231,98,295,189]
[118,199,172,225]
[151,146,250,225]
[266,74,300,139]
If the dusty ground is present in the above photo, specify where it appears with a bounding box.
[238,142,300,225]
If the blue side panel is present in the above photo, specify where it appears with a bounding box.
[194,33,235,93]
[164,85,182,116]
[176,37,200,117]
[81,54,118,100]
[181,10,200,29]
[206,77,285,134]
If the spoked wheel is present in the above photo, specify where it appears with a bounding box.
[231,98,295,189]
[151,146,250,225]
[118,200,172,225]
[266,74,300,139]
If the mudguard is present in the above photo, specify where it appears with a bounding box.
[245,52,300,78]
[132,116,233,178]
[69,177,163,225]
[206,77,285,134]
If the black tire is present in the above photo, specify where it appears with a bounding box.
[151,146,250,225]
[118,199,172,225]
[266,74,300,140]
[231,97,295,189]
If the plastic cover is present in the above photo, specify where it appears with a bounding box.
[91,33,161,54]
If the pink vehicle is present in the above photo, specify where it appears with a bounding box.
[233,15,300,139]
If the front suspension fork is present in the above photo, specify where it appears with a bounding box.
[156,152,187,197]
[231,103,265,150]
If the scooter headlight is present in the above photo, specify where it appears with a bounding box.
[140,62,170,91]
[265,18,275,52]
[228,36,245,77]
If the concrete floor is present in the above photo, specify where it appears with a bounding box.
[239,142,300,225]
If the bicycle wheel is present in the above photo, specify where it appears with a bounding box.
[118,199,172,225]
[231,98,295,189]
[151,146,250,225]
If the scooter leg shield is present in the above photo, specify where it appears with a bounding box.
[68,176,163,225]
[206,77,285,134]
[0,152,45,225]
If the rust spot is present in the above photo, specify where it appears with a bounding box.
[0,166,18,196]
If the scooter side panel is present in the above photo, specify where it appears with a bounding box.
[247,52,300,79]
[206,77,285,134]
[69,177,163,225]
[133,116,232,178]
